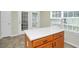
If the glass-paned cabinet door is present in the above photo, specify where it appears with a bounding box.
[32,12,40,28]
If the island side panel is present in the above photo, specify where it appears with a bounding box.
[24,33,32,48]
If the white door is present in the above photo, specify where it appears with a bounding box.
[1,11,11,37]
[0,12,1,37]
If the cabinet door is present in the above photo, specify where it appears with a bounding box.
[1,11,11,37]
[54,36,64,48]
[36,42,52,48]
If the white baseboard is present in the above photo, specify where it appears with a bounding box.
[0,31,24,39]
[64,40,79,48]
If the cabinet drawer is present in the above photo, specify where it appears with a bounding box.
[37,42,52,48]
[54,31,64,39]
[59,31,64,36]
[32,35,53,47]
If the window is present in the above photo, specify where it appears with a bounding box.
[68,11,74,17]
[64,11,79,17]
[64,11,74,17]
[50,11,79,32]
[74,11,79,17]
[32,12,38,28]
[64,11,67,17]
[21,12,28,31]
[50,11,62,25]
[52,11,61,17]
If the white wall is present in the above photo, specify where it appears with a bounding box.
[40,11,50,27]
[11,11,20,35]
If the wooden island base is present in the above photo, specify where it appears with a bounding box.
[25,31,64,48]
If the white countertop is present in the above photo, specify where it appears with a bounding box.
[24,26,64,40]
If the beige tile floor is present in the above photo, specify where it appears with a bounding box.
[0,35,76,48]
[0,34,25,48]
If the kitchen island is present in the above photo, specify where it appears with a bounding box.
[24,26,64,48]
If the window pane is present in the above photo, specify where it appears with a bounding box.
[52,11,56,17]
[68,11,73,17]
[32,13,38,27]
[21,12,28,31]
[74,11,79,17]
[64,11,67,17]
[52,11,61,17]
[64,11,73,17]
[56,11,61,17]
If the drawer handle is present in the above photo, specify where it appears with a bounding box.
[43,40,48,43]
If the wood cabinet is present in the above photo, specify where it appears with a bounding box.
[32,35,53,48]
[25,31,64,48]
[37,42,53,48]
[53,31,64,48]
[53,36,64,48]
